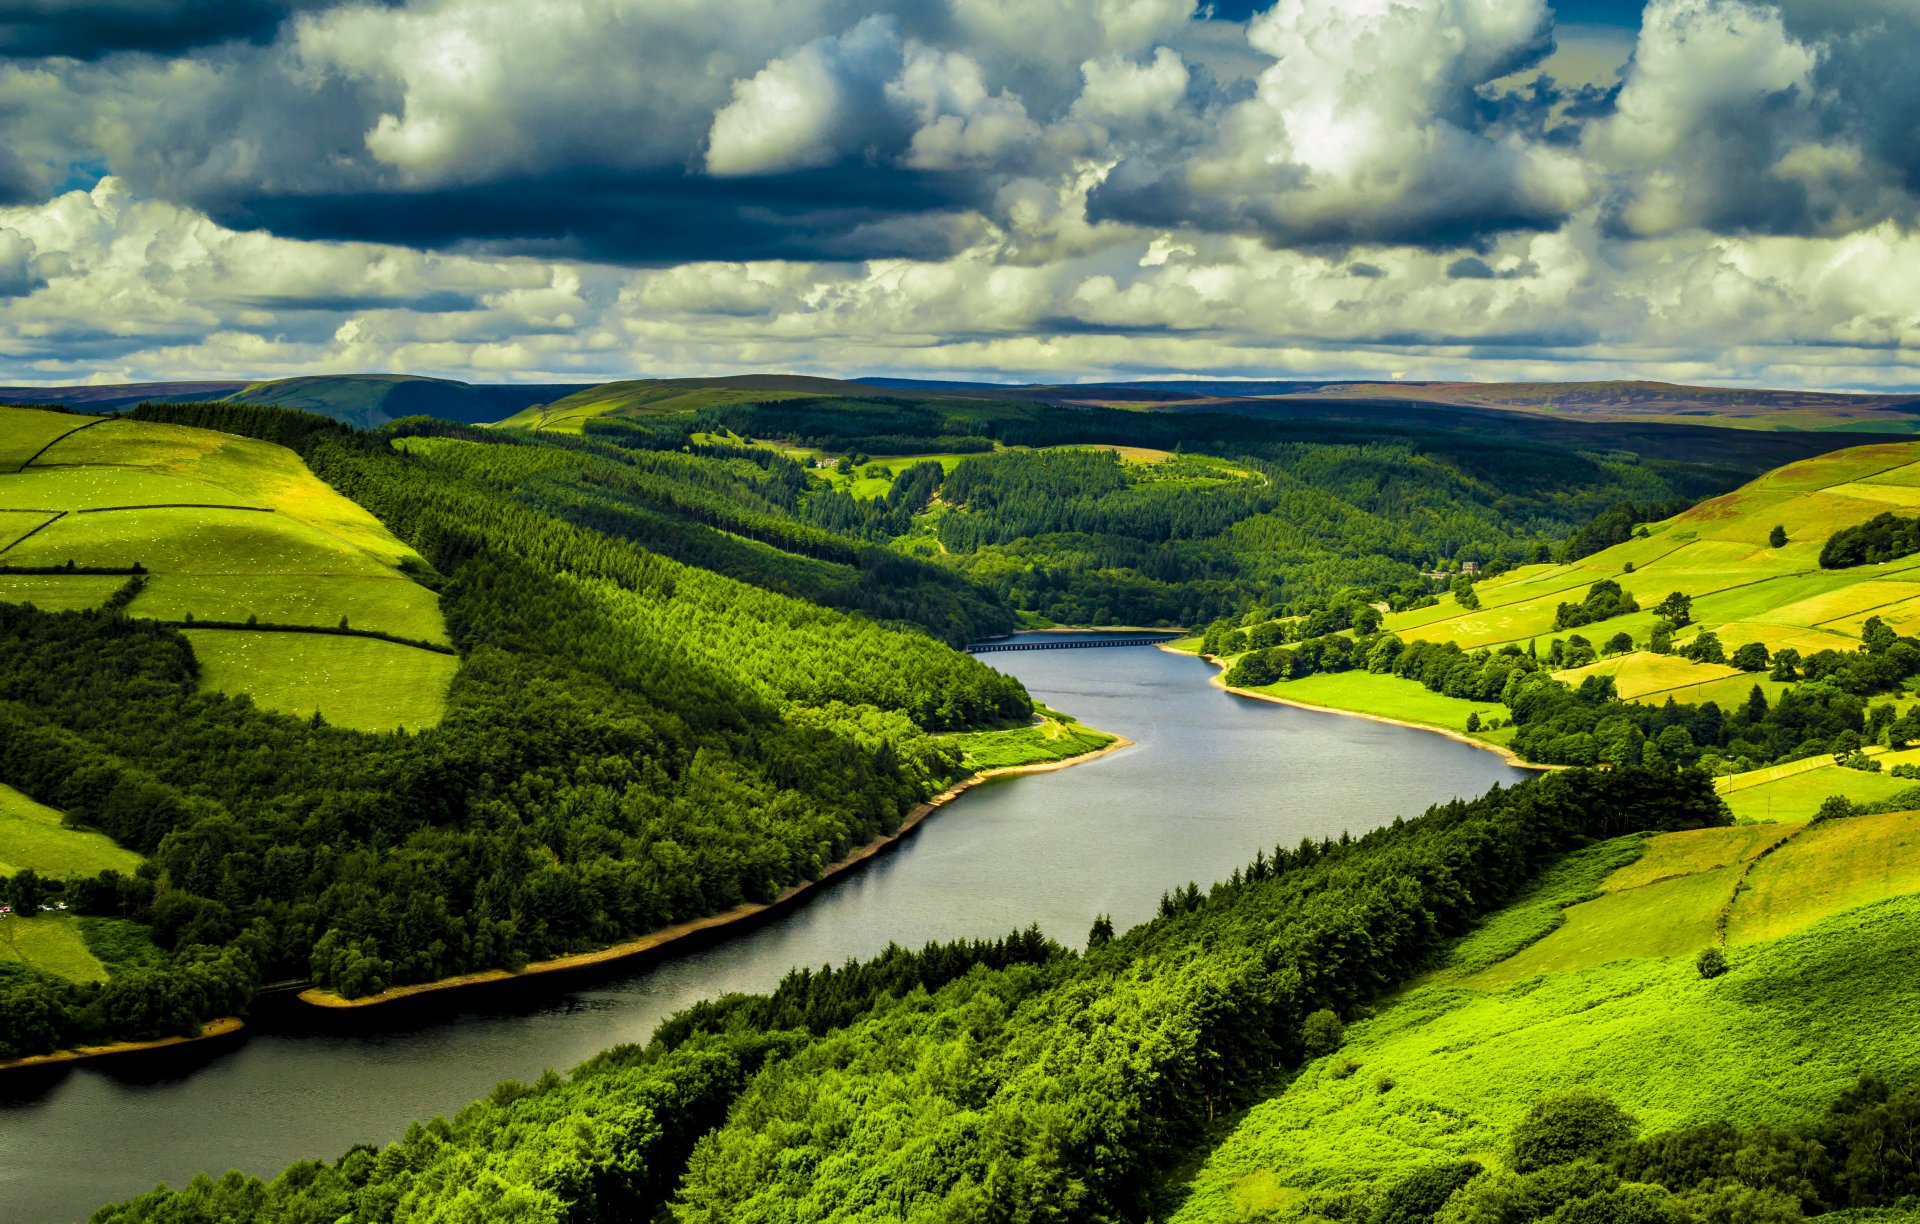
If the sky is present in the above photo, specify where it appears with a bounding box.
[0,0,1916,390]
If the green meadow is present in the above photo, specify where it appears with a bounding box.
[1168,814,1920,1222]
[0,406,457,731]
[0,782,142,878]
[1240,669,1510,737]
[0,913,109,983]
[0,406,98,472]
[184,629,459,731]
[939,706,1117,771]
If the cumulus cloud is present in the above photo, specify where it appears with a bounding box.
[0,0,1916,391]
[1090,0,1593,247]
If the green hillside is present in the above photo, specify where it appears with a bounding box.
[226,374,581,428]
[493,375,860,432]
[1166,812,1920,1222]
[0,405,457,731]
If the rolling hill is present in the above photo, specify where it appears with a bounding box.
[0,404,457,731]
[1,375,588,429]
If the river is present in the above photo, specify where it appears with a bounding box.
[0,636,1525,1224]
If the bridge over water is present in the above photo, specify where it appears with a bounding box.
[966,636,1180,653]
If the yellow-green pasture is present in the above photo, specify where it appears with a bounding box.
[0,409,458,731]
[0,913,108,983]
[0,573,128,611]
[496,383,818,432]
[130,574,450,644]
[0,783,142,878]
[1389,439,1920,660]
[0,407,100,472]
[1718,755,1919,823]
[1239,670,1508,737]
[185,630,459,732]
[1728,810,1920,944]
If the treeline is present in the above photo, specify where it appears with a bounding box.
[1331,1078,1920,1224]
[0,403,1041,1054]
[82,765,1729,1222]
[1821,509,1920,568]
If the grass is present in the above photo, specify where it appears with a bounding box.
[184,629,459,732]
[0,415,458,728]
[0,466,265,511]
[1424,836,1649,983]
[0,913,109,983]
[129,573,450,644]
[33,418,422,566]
[1719,761,1917,823]
[1728,811,1920,945]
[0,509,56,551]
[0,574,131,611]
[1389,439,1920,660]
[5,506,399,575]
[497,384,819,432]
[0,407,99,472]
[1467,866,1737,988]
[940,706,1117,771]
[1602,824,1784,892]
[1243,670,1509,736]
[1554,651,1741,700]
[1167,889,1920,1222]
[0,782,142,877]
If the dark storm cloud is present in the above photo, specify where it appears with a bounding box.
[203,167,990,265]
[0,0,357,60]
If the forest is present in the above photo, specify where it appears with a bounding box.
[0,403,1037,1058]
[84,764,1733,1223]
[570,392,1748,627]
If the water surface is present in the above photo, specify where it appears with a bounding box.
[0,637,1524,1223]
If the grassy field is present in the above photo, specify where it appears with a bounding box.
[1719,758,1917,823]
[184,630,459,731]
[1240,670,1510,736]
[940,707,1117,771]
[129,573,450,643]
[0,407,457,730]
[1729,811,1920,944]
[0,573,129,611]
[0,913,109,983]
[1166,818,1920,1222]
[1389,440,1920,665]
[0,407,98,472]
[0,782,142,877]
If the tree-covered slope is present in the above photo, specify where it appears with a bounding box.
[0,403,1054,1059]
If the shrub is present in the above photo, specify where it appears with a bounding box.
[1513,1092,1641,1172]
[1375,1161,1485,1224]
[1697,947,1729,979]
[1302,1009,1346,1059]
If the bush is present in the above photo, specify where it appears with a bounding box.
[1302,1008,1346,1058]
[1813,795,1857,823]
[1513,1092,1640,1172]
[1375,1161,1484,1224]
[1697,947,1729,979]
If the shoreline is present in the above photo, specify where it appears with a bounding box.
[1160,642,1547,772]
[299,732,1134,1011]
[0,1017,245,1078]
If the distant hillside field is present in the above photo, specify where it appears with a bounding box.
[0,406,456,730]
[1396,442,1920,696]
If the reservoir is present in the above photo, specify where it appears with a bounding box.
[0,636,1525,1223]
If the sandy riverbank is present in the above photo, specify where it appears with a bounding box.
[300,732,1134,1011]
[0,1017,245,1078]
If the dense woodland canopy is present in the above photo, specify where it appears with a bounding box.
[577,393,1745,626]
